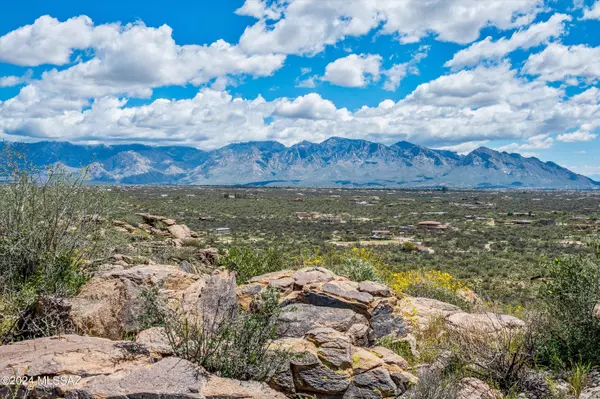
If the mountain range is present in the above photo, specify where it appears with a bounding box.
[2,138,598,189]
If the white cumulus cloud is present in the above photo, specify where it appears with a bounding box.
[557,130,598,142]
[523,43,600,83]
[323,54,382,88]
[237,0,543,55]
[446,14,571,69]
[582,1,600,19]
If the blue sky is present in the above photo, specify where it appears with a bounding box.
[1,0,600,178]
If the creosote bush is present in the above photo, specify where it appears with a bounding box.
[403,370,460,399]
[535,250,600,368]
[142,286,289,381]
[0,146,111,341]
[221,246,287,284]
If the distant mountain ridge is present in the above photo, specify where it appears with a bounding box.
[2,138,598,189]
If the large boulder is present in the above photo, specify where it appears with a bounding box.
[0,335,285,399]
[69,265,236,340]
[446,312,525,334]
[238,268,407,339]
[273,327,415,398]
[397,296,462,330]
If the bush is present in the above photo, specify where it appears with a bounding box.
[388,270,473,310]
[535,252,600,368]
[0,148,111,341]
[336,257,380,282]
[403,370,460,399]
[221,246,286,284]
[154,287,289,381]
[321,247,382,282]
[450,315,537,394]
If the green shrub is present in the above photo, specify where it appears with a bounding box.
[335,257,380,282]
[535,253,600,368]
[0,148,111,341]
[161,287,289,381]
[221,246,286,284]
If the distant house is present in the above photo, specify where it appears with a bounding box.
[372,230,392,240]
[296,212,314,220]
[509,220,533,225]
[416,245,435,255]
[417,221,449,231]
[397,225,414,233]
[214,227,231,235]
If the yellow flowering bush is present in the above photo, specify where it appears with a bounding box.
[389,270,468,295]
[388,270,472,310]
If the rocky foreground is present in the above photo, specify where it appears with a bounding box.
[1,255,598,398]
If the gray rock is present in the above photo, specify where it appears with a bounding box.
[277,303,368,338]
[346,323,373,347]
[199,269,238,334]
[269,368,296,396]
[352,367,397,397]
[320,281,374,304]
[65,357,204,398]
[358,281,391,297]
[370,300,407,339]
[136,327,173,355]
[343,383,383,399]
[293,365,351,394]
[318,347,352,369]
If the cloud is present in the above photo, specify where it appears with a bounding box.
[273,93,344,120]
[0,15,97,66]
[523,43,600,83]
[582,1,600,19]
[0,15,286,100]
[295,75,319,88]
[237,0,543,55]
[383,46,429,91]
[496,134,555,153]
[557,129,598,142]
[435,140,490,154]
[382,64,408,91]
[405,62,559,109]
[0,70,33,87]
[3,62,598,150]
[446,14,571,69]
[323,54,381,87]
[235,0,282,20]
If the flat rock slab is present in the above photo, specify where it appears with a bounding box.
[0,335,286,399]
[446,312,525,333]
[277,303,368,338]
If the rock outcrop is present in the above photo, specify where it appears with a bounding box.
[69,265,236,340]
[0,335,285,398]
[1,260,529,399]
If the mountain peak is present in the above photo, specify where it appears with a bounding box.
[5,138,598,189]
